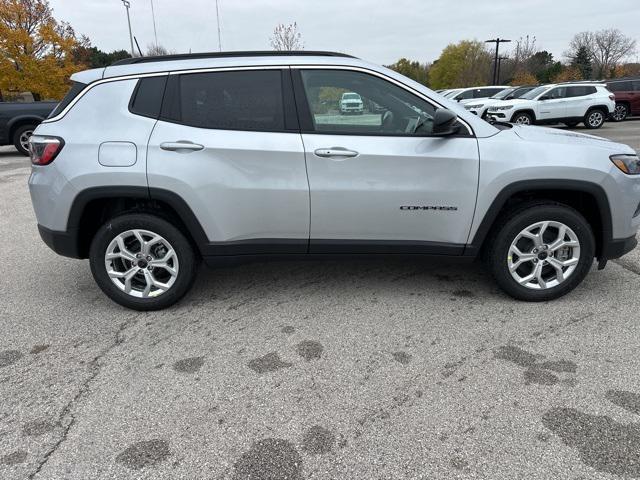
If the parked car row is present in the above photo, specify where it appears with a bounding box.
[438,77,640,130]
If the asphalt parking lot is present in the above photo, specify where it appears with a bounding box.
[1,120,639,480]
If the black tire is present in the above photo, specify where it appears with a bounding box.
[611,103,629,122]
[13,124,36,156]
[89,213,199,310]
[583,108,606,129]
[511,112,533,126]
[485,202,595,302]
[564,122,579,128]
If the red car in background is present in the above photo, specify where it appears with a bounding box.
[607,78,640,121]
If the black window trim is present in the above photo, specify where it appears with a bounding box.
[157,67,299,134]
[290,66,475,138]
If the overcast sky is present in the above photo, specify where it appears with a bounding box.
[49,0,640,65]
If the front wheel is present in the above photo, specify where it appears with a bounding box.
[584,109,606,129]
[611,103,628,122]
[511,112,533,125]
[13,124,36,156]
[486,203,595,302]
[89,214,199,310]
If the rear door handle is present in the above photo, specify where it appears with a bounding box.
[314,147,359,158]
[160,141,204,153]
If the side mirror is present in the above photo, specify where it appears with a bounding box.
[432,108,461,136]
[539,96,550,101]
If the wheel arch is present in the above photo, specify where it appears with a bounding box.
[510,109,536,122]
[8,115,44,139]
[67,187,208,258]
[467,180,612,259]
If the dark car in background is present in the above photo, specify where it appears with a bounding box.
[608,78,640,121]
[0,101,57,155]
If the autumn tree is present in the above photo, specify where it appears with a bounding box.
[387,58,429,86]
[0,0,88,100]
[428,40,492,89]
[552,66,582,83]
[510,71,538,86]
[270,22,303,51]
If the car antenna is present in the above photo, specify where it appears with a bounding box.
[134,36,144,57]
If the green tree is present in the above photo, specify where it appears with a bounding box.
[428,40,492,89]
[571,46,593,80]
[387,58,429,86]
[537,61,563,84]
[73,46,130,68]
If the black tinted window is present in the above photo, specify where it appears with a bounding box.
[566,86,597,97]
[48,81,86,118]
[633,81,640,92]
[545,87,566,99]
[608,81,633,92]
[130,76,167,118]
[456,90,473,100]
[172,70,284,131]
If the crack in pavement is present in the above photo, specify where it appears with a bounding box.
[28,314,142,479]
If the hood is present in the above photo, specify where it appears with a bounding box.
[511,124,634,152]
[489,98,532,109]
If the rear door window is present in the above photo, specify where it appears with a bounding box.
[129,76,167,119]
[163,70,286,131]
[608,81,633,92]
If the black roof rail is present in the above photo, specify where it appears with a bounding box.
[111,50,355,66]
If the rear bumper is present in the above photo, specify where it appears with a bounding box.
[37,224,82,259]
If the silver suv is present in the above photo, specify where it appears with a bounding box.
[28,51,640,310]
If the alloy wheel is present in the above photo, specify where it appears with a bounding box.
[514,115,531,125]
[507,221,581,290]
[19,130,33,153]
[104,229,179,298]
[587,111,604,128]
[612,104,628,122]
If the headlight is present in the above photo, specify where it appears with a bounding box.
[465,104,483,109]
[489,105,513,111]
[610,154,640,175]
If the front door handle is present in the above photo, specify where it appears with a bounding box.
[314,147,359,158]
[160,141,204,153]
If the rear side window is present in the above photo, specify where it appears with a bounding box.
[164,70,285,131]
[608,81,633,92]
[48,81,86,118]
[476,88,503,98]
[130,76,167,119]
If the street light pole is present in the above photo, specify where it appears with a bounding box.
[121,0,135,57]
[486,38,511,85]
[215,0,222,52]
[497,56,509,84]
[150,0,158,48]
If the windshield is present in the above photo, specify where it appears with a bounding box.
[342,93,361,100]
[490,87,516,99]
[520,86,550,100]
[444,89,462,98]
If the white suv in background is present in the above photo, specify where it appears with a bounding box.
[486,83,615,129]
[464,86,537,119]
[446,86,510,103]
[340,92,364,114]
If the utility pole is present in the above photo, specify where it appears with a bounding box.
[150,0,158,48]
[121,0,135,57]
[497,56,509,84]
[215,0,222,52]
[486,38,511,85]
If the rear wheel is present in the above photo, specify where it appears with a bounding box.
[611,103,628,122]
[486,203,595,302]
[89,214,199,310]
[584,109,606,129]
[511,112,533,125]
[13,124,36,156]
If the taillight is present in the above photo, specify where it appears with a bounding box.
[30,136,64,166]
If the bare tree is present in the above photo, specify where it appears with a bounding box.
[567,29,636,78]
[270,22,303,51]
[146,44,174,56]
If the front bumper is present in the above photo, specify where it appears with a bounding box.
[38,224,83,259]
[601,234,638,260]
